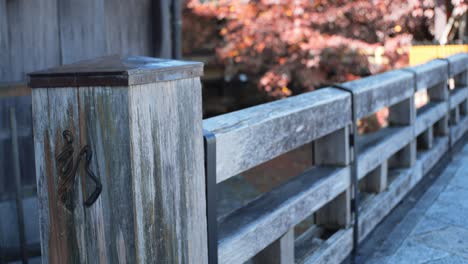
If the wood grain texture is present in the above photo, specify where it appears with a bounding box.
[359,165,422,241]
[450,115,468,145]
[450,88,468,110]
[252,229,294,264]
[408,59,448,91]
[58,0,106,64]
[128,78,207,264]
[295,228,353,264]
[360,161,388,193]
[357,126,414,178]
[104,0,153,57]
[314,126,350,166]
[417,136,448,175]
[316,188,351,229]
[78,87,135,263]
[0,0,8,81]
[5,0,60,82]
[218,166,350,264]
[389,96,415,126]
[340,70,414,119]
[203,88,351,183]
[32,88,84,263]
[447,53,468,76]
[416,102,449,136]
[418,127,434,150]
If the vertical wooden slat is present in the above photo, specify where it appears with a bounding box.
[58,0,106,64]
[389,96,416,168]
[360,161,388,193]
[252,229,294,264]
[0,0,9,80]
[418,127,434,150]
[389,96,415,126]
[78,87,135,263]
[104,0,154,56]
[428,82,449,101]
[316,189,351,229]
[32,88,85,263]
[435,116,450,136]
[6,0,60,81]
[128,78,207,263]
[314,126,350,166]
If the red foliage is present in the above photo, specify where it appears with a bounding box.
[185,0,463,99]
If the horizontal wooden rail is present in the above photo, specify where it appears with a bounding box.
[203,53,468,264]
[203,88,351,183]
[339,70,413,119]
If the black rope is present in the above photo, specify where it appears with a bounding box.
[332,84,360,264]
[56,130,102,209]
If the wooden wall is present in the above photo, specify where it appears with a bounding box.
[0,0,171,83]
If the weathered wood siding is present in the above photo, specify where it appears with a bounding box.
[0,0,161,83]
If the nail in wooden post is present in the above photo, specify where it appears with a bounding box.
[29,55,207,264]
[252,229,294,264]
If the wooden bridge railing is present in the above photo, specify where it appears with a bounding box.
[28,53,467,264]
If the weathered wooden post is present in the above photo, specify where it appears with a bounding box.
[29,55,208,263]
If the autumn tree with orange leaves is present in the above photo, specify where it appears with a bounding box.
[184,0,459,98]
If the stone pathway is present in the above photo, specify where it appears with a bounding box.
[362,142,468,264]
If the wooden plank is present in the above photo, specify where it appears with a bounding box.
[295,228,353,264]
[450,115,468,145]
[32,88,84,263]
[252,229,294,264]
[78,87,136,263]
[203,88,351,183]
[340,70,414,119]
[389,96,415,126]
[359,165,422,241]
[388,141,417,169]
[447,53,468,77]
[357,126,413,178]
[449,88,468,110]
[450,106,460,125]
[360,161,388,193]
[434,115,450,136]
[218,166,350,264]
[316,188,351,229]
[128,78,208,263]
[409,59,448,91]
[6,0,60,82]
[58,0,107,64]
[418,126,434,150]
[314,126,350,166]
[0,0,9,81]
[427,82,449,102]
[416,102,449,136]
[417,136,449,175]
[104,0,154,57]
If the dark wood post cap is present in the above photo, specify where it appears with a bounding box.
[28,55,204,88]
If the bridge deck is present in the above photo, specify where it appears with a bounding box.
[359,138,468,264]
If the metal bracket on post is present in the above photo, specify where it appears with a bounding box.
[332,84,360,264]
[203,130,218,264]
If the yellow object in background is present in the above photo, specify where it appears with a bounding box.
[409,45,468,65]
